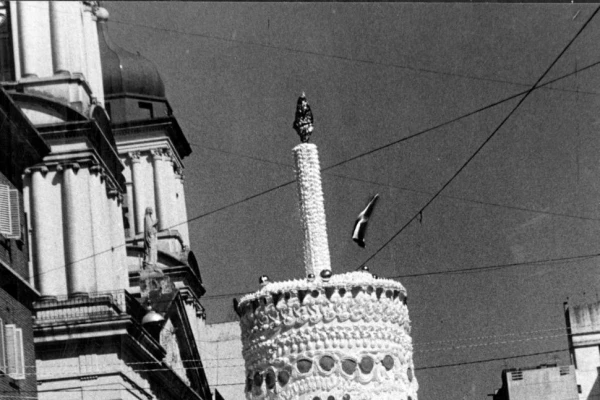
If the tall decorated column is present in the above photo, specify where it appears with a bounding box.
[237,94,419,400]
[292,93,331,278]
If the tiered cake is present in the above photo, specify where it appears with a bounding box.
[237,95,418,400]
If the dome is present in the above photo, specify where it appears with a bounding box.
[97,15,165,99]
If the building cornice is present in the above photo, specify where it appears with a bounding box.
[112,116,191,159]
[34,120,126,192]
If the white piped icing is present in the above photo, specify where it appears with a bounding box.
[293,143,331,277]
[239,272,418,400]
[240,271,405,304]
[239,140,418,399]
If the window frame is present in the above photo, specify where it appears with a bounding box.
[0,184,21,239]
[5,323,24,380]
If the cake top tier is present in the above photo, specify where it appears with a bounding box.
[239,271,406,306]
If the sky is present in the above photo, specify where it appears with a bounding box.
[105,2,600,399]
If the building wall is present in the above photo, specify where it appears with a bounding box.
[37,343,168,400]
[9,1,105,108]
[1,2,210,399]
[574,346,600,400]
[197,322,245,400]
[502,365,578,400]
[566,301,600,400]
[0,277,37,398]
[0,165,38,399]
[0,173,28,280]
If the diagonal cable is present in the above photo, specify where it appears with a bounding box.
[24,59,600,284]
[358,5,600,268]
[188,59,600,224]
[323,60,600,172]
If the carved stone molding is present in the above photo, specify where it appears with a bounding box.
[174,166,184,181]
[150,148,172,162]
[89,164,104,176]
[24,165,49,176]
[63,162,81,173]
[129,151,142,164]
[107,189,124,204]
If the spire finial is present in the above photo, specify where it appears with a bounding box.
[293,92,314,143]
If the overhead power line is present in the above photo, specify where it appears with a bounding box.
[415,348,568,371]
[22,59,600,284]
[417,333,567,354]
[24,1,600,97]
[391,252,600,279]
[183,136,600,223]
[0,347,571,379]
[107,18,599,96]
[183,59,600,226]
[325,172,600,222]
[324,60,600,172]
[175,134,600,229]
[201,251,600,300]
[358,5,600,268]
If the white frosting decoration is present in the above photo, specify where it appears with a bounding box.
[239,272,418,400]
[238,141,418,399]
[293,143,331,277]
[240,271,405,304]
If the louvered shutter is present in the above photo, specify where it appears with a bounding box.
[5,324,14,375]
[0,184,9,235]
[14,328,23,379]
[7,189,19,239]
[0,319,5,373]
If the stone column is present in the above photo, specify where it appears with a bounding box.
[174,167,189,245]
[67,1,85,75]
[151,148,171,231]
[125,181,135,238]
[62,163,95,296]
[49,1,70,74]
[293,143,331,278]
[89,165,112,292]
[174,166,189,246]
[108,189,128,290]
[83,3,105,103]
[17,2,49,77]
[130,152,145,235]
[29,166,67,298]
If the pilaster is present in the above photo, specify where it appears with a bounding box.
[17,1,52,78]
[129,151,145,235]
[174,166,189,246]
[28,165,67,298]
[49,1,70,74]
[151,148,171,231]
[62,162,96,296]
[108,188,128,290]
[83,3,105,104]
[89,164,112,292]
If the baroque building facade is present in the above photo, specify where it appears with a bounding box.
[0,2,210,399]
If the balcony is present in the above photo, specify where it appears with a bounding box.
[33,289,146,326]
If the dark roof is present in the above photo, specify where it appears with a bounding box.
[98,19,166,100]
[0,87,50,187]
[0,87,49,158]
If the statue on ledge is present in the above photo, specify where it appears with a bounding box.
[143,207,159,269]
[293,92,314,143]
